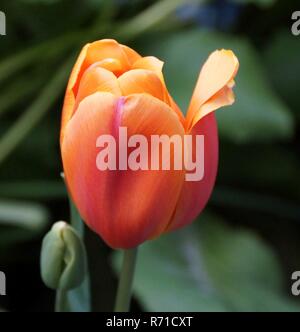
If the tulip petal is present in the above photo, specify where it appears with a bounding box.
[75,67,121,109]
[118,69,166,103]
[62,92,185,248]
[165,93,186,127]
[132,56,164,81]
[61,92,118,236]
[85,39,131,72]
[186,50,239,130]
[188,84,235,130]
[166,113,218,232]
[61,44,89,144]
[132,57,185,126]
[88,58,124,76]
[115,94,186,246]
[121,44,141,64]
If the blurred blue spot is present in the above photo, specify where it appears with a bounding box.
[177,0,243,31]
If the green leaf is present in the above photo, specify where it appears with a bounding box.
[113,0,195,41]
[0,199,49,246]
[144,30,294,143]
[0,199,49,229]
[212,186,300,221]
[0,180,66,200]
[199,215,299,311]
[113,213,300,311]
[0,57,73,165]
[19,0,61,3]
[113,234,227,312]
[0,75,44,118]
[263,29,300,119]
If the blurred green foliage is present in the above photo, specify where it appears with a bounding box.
[0,0,299,311]
[114,212,300,311]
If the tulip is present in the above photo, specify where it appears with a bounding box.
[60,39,238,249]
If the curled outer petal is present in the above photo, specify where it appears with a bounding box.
[40,221,87,290]
[186,49,239,131]
[165,50,238,232]
[61,92,185,248]
[166,113,218,232]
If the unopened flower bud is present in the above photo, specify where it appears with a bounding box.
[40,221,87,291]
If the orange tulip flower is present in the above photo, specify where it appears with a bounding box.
[60,39,238,249]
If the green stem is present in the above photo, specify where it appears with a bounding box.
[114,248,138,312]
[67,198,91,312]
[70,198,84,235]
[55,289,67,312]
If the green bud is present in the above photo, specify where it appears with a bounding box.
[40,221,87,291]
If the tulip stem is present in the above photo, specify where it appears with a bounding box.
[55,289,67,312]
[114,248,138,312]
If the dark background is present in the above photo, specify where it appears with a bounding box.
[0,0,300,312]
